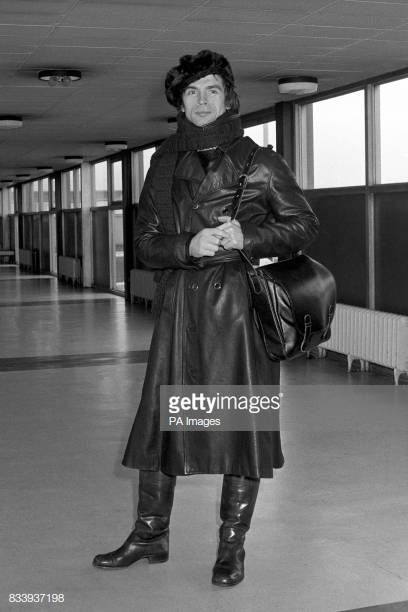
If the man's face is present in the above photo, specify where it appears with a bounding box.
[181,74,227,127]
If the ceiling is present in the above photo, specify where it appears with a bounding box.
[1,0,408,183]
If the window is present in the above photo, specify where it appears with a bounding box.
[244,121,276,149]
[62,168,81,209]
[32,181,39,212]
[8,187,15,214]
[132,146,156,202]
[302,90,365,189]
[41,178,50,211]
[142,148,155,180]
[22,183,32,213]
[379,77,408,184]
[50,177,56,209]
[93,161,108,206]
[111,160,123,202]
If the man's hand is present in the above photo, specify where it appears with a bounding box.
[217,216,244,250]
[189,216,244,257]
[189,227,226,257]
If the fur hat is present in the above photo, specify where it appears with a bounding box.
[165,49,236,108]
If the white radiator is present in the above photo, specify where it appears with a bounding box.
[319,303,408,384]
[58,256,81,285]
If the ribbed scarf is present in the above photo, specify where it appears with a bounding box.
[145,111,243,232]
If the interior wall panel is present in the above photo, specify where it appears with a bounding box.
[374,191,408,315]
[305,190,368,307]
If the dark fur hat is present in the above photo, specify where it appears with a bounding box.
[165,49,236,109]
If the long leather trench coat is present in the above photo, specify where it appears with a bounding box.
[122,136,319,478]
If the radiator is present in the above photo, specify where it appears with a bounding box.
[58,256,81,285]
[319,303,408,384]
[130,268,155,306]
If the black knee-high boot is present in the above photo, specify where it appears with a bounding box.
[93,470,176,569]
[212,475,260,587]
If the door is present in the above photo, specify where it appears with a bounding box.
[92,208,110,289]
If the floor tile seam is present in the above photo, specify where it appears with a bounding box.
[0,298,120,307]
[0,350,150,372]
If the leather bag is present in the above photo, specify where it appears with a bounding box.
[232,146,337,361]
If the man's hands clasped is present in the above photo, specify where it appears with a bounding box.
[189,216,244,258]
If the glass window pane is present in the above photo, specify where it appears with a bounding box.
[32,181,39,212]
[311,90,365,188]
[111,160,123,201]
[93,161,108,206]
[244,124,264,146]
[62,171,77,209]
[379,78,408,184]
[50,177,56,209]
[8,187,15,214]
[110,209,124,292]
[22,184,30,213]
[68,171,74,208]
[244,121,276,149]
[142,147,155,180]
[265,121,276,149]
[74,167,82,207]
[41,178,49,211]
[131,151,141,203]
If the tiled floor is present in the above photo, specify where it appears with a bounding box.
[1,265,408,612]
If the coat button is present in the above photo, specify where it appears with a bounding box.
[191,282,199,291]
[192,202,199,209]
[213,281,222,290]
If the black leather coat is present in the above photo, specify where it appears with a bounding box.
[122,136,319,478]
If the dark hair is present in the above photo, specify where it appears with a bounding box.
[165,49,240,113]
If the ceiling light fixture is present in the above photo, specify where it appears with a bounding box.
[278,76,318,95]
[0,116,23,129]
[36,166,54,172]
[64,155,83,163]
[15,174,31,179]
[38,69,82,87]
[105,141,127,152]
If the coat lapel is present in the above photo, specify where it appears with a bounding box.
[174,149,241,200]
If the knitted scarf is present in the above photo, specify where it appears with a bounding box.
[144,110,243,232]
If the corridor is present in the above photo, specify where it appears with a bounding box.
[1,265,408,612]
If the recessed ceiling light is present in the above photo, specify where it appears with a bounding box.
[105,141,128,152]
[15,174,31,178]
[278,76,318,95]
[0,116,23,129]
[64,156,83,163]
[38,69,82,87]
[36,166,54,172]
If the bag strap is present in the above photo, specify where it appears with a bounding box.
[230,146,259,221]
[230,145,300,273]
[228,146,261,272]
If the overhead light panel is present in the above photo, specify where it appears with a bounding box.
[36,166,53,172]
[38,69,82,87]
[0,116,23,129]
[64,155,83,163]
[105,141,127,152]
[278,76,318,95]
[15,174,31,179]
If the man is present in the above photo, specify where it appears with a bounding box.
[93,49,318,587]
